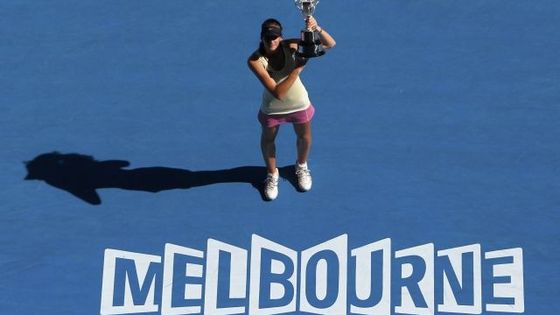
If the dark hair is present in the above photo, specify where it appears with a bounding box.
[259,18,283,55]
[260,18,283,37]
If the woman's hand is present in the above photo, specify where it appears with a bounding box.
[294,55,308,73]
[305,16,336,49]
[305,16,319,31]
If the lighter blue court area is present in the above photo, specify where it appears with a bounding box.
[1,1,559,314]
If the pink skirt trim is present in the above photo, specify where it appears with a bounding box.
[258,105,315,128]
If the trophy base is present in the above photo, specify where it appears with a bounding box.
[296,44,326,58]
[296,30,326,58]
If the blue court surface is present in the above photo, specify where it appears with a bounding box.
[1,1,559,314]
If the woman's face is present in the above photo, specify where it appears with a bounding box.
[262,34,282,53]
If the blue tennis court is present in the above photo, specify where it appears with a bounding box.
[1,1,558,314]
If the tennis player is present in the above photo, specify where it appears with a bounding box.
[248,17,336,200]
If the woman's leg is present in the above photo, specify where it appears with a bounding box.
[261,125,280,174]
[293,121,313,192]
[293,121,312,165]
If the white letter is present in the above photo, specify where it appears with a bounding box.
[395,243,434,315]
[205,239,248,315]
[161,243,204,315]
[300,234,348,315]
[350,238,391,315]
[249,235,298,315]
[485,248,524,313]
[437,244,481,314]
[100,249,161,315]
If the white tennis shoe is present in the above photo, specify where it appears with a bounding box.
[295,162,312,192]
[263,169,279,200]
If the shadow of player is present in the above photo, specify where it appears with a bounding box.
[24,152,298,205]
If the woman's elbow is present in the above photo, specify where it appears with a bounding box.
[273,91,286,101]
[326,41,336,49]
[271,88,288,101]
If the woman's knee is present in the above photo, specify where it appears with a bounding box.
[261,126,279,143]
[294,124,311,141]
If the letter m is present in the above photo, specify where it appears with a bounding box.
[100,249,162,315]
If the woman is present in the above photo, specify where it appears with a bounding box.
[248,17,336,200]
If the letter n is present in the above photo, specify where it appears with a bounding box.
[437,244,481,314]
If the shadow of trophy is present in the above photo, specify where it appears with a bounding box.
[294,0,325,58]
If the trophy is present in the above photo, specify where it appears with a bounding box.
[294,0,325,58]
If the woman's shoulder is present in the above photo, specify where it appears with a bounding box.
[248,48,266,63]
[249,48,262,58]
[248,49,269,71]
